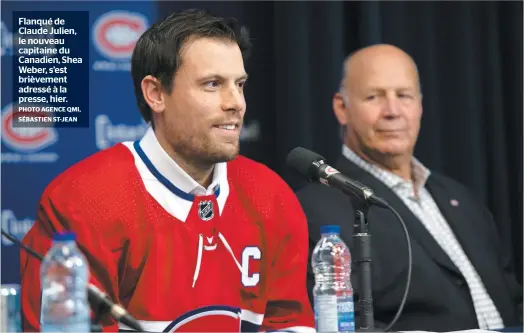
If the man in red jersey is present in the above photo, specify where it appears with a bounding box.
[20,9,315,332]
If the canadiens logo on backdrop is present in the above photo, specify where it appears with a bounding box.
[198,201,214,221]
[95,114,148,150]
[1,103,59,163]
[92,10,148,72]
[1,210,34,246]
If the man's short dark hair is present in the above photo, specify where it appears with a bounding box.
[131,9,252,124]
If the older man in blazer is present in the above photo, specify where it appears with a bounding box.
[296,44,522,332]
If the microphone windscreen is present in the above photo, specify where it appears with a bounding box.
[285,147,325,181]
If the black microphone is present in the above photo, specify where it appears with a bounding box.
[286,147,389,208]
[1,229,143,332]
[286,146,413,332]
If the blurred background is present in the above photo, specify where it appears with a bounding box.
[1,1,522,286]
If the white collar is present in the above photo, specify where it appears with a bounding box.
[342,144,430,191]
[138,127,227,196]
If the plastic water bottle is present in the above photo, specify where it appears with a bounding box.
[40,232,90,332]
[312,225,355,332]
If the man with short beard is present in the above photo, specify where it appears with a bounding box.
[20,9,315,333]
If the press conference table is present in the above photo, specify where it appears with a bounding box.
[403,328,523,333]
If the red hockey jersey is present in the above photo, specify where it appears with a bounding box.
[20,128,315,332]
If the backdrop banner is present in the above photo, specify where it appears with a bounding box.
[1,1,157,284]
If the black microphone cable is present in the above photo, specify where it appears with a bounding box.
[286,147,413,332]
[380,202,412,332]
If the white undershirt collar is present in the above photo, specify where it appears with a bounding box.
[138,127,227,197]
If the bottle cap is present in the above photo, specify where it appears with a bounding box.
[320,225,340,234]
[53,232,76,242]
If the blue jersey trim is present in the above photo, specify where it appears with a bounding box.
[133,140,220,202]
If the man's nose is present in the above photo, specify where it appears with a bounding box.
[382,92,401,117]
[221,85,245,112]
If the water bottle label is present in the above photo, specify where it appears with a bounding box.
[41,322,90,332]
[314,295,355,332]
[337,296,355,332]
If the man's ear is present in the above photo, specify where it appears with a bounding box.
[141,75,166,115]
[333,92,348,126]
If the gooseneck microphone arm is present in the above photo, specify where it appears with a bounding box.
[1,229,143,332]
[286,147,412,332]
[350,197,375,331]
[351,197,413,332]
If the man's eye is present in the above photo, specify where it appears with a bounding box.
[205,81,219,88]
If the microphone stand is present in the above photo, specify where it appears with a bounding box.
[350,198,376,332]
[89,302,104,332]
[0,229,141,332]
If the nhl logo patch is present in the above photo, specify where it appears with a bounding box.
[198,200,214,221]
